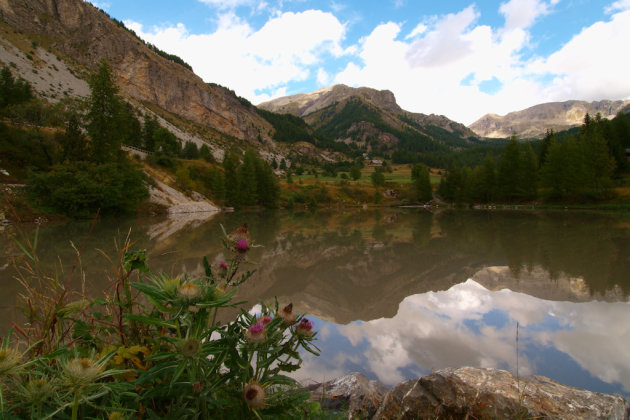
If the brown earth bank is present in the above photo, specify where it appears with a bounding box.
[307,367,629,419]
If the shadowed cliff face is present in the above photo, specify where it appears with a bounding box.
[0,0,273,143]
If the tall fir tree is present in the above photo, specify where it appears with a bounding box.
[411,163,432,202]
[86,60,123,163]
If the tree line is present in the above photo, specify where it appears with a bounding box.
[437,112,630,203]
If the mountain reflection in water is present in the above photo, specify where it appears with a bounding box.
[1,209,629,397]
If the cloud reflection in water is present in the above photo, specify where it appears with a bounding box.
[295,279,630,398]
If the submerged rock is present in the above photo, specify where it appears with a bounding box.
[373,367,628,420]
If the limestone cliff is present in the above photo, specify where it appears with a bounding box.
[0,0,273,144]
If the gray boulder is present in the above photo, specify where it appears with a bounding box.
[373,367,628,420]
[308,372,388,419]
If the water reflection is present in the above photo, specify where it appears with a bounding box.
[2,209,630,397]
[294,279,630,398]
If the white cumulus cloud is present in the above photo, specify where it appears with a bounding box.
[125,9,348,103]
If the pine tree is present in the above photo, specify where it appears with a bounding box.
[142,114,159,152]
[521,141,538,200]
[497,136,522,201]
[223,151,240,206]
[86,60,123,163]
[411,163,432,202]
[236,149,258,205]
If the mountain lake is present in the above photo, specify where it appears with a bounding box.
[1,208,629,398]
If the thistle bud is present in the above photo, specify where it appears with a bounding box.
[181,338,201,358]
[278,303,297,324]
[296,318,314,337]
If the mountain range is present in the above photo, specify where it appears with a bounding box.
[469,100,630,139]
[1,0,628,165]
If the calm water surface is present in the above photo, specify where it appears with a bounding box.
[1,209,629,398]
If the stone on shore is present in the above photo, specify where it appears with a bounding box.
[311,368,629,419]
[307,372,389,419]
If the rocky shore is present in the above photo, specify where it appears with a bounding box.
[307,367,629,419]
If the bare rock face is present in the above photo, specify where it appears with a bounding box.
[0,0,272,143]
[374,367,628,420]
[307,372,389,419]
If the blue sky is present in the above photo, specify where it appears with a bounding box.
[88,0,630,125]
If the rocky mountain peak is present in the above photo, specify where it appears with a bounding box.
[469,99,630,139]
[258,84,402,117]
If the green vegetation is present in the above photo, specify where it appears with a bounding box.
[0,226,321,418]
[12,61,150,218]
[438,112,630,204]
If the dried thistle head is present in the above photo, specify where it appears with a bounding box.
[63,357,103,388]
[278,303,297,324]
[243,381,266,410]
[177,282,202,301]
[24,378,55,404]
[0,348,23,377]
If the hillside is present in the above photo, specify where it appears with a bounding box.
[258,84,481,156]
[0,0,275,150]
[469,99,630,139]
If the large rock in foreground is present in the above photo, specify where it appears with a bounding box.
[373,367,628,419]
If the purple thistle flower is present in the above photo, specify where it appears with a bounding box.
[249,323,264,334]
[236,239,249,253]
[297,318,314,337]
[244,322,266,343]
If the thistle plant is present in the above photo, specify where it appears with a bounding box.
[0,223,320,418]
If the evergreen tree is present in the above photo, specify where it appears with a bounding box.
[182,141,200,159]
[539,129,556,167]
[371,167,385,187]
[521,141,538,200]
[237,149,259,206]
[255,157,280,208]
[58,113,88,162]
[223,151,240,206]
[199,144,214,162]
[86,60,123,163]
[497,136,522,201]
[153,127,180,157]
[411,163,432,202]
[142,114,159,152]
[350,165,362,181]
[0,66,33,109]
[118,102,142,147]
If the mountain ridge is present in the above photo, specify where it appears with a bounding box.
[0,0,274,147]
[469,99,630,139]
[259,84,481,155]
